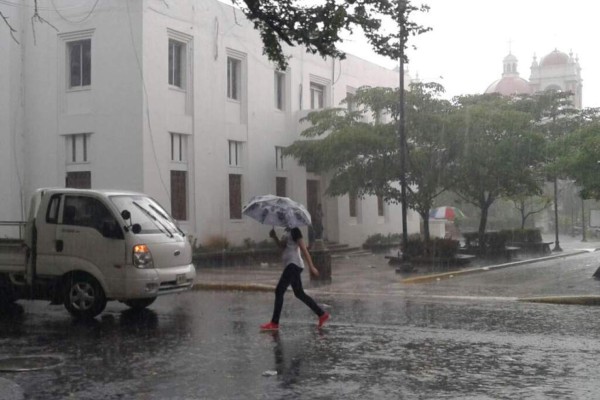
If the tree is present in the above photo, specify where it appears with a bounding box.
[449,94,545,249]
[1,0,57,45]
[284,82,456,242]
[560,120,600,200]
[523,90,583,251]
[231,0,430,70]
[508,192,552,229]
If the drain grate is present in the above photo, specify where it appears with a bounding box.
[0,355,64,372]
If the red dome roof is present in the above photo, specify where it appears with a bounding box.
[540,50,569,67]
[485,76,532,96]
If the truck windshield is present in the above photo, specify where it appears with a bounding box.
[109,195,183,236]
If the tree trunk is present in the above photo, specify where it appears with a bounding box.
[478,204,489,252]
[421,212,430,242]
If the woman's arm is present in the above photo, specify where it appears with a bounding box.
[269,228,286,249]
[298,238,319,278]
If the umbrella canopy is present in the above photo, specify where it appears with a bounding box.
[242,195,312,228]
[429,206,465,220]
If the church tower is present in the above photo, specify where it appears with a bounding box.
[529,49,583,108]
[485,53,532,95]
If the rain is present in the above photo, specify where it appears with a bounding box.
[1,0,600,399]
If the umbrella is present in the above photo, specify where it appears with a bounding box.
[242,195,312,228]
[429,206,465,220]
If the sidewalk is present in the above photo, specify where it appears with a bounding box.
[193,234,600,299]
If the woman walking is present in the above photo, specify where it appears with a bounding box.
[260,227,330,331]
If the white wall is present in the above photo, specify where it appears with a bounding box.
[3,0,420,247]
[0,3,25,230]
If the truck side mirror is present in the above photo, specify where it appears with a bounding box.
[121,210,131,220]
[131,224,142,234]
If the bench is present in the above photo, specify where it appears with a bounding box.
[504,246,520,261]
[507,241,553,255]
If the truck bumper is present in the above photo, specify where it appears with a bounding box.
[109,264,196,300]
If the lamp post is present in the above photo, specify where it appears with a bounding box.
[552,177,562,252]
[396,0,410,272]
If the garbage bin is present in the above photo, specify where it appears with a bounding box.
[310,239,331,282]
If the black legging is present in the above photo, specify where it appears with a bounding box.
[271,263,324,324]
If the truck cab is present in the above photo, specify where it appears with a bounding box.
[1,188,196,318]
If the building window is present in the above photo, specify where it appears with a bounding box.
[229,174,242,219]
[275,71,285,110]
[171,170,187,220]
[377,195,385,217]
[228,140,243,167]
[276,177,287,197]
[310,82,325,109]
[171,133,187,162]
[227,57,241,100]
[68,39,91,88]
[66,171,91,189]
[66,134,89,164]
[349,194,357,218]
[275,146,285,170]
[168,39,185,88]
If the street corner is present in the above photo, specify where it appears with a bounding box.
[192,282,275,292]
[518,295,600,306]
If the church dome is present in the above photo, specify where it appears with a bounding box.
[485,76,532,95]
[540,49,569,67]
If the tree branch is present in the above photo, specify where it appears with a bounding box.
[0,10,20,44]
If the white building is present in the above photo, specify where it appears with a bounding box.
[0,0,419,247]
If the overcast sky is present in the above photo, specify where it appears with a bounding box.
[338,0,600,107]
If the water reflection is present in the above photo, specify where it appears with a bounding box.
[268,331,303,388]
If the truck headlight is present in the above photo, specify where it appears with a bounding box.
[133,244,154,269]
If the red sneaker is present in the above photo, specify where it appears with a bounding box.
[318,312,330,328]
[260,322,279,331]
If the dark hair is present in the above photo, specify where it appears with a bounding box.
[290,227,302,242]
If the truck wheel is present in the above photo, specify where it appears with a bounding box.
[123,297,156,310]
[63,274,107,319]
[0,287,16,307]
[0,276,17,307]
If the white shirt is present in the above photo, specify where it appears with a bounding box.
[281,233,304,269]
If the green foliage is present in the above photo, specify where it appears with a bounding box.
[401,235,459,259]
[363,233,402,247]
[499,229,543,243]
[203,235,230,251]
[560,120,600,199]
[232,0,431,70]
[285,83,455,241]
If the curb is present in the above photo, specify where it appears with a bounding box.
[400,249,593,285]
[192,282,275,292]
[519,295,600,306]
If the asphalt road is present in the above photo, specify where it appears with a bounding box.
[2,250,600,399]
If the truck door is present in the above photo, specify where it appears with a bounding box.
[34,193,63,280]
[55,195,127,296]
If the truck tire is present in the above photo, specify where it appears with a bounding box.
[63,273,107,319]
[0,287,16,307]
[123,297,156,310]
[0,276,17,307]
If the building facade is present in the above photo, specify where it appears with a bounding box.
[0,0,419,246]
[485,49,583,107]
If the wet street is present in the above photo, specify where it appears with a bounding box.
[3,251,600,400]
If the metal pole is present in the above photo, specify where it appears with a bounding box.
[397,0,410,270]
[582,196,587,242]
[553,177,562,251]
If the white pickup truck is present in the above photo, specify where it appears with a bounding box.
[0,188,196,318]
